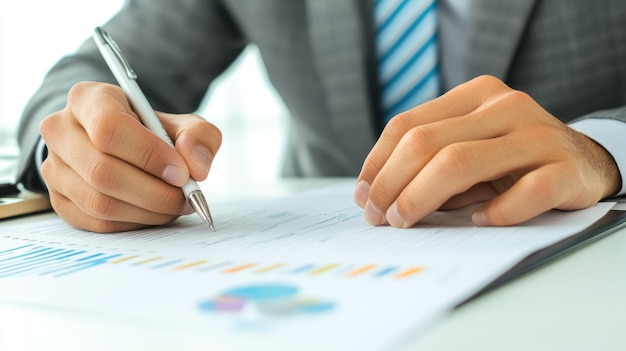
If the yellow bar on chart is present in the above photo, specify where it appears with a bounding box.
[110,256,139,264]
[254,263,286,273]
[308,263,340,276]
[174,260,208,270]
[347,264,377,277]
[223,263,257,273]
[395,267,424,279]
[134,257,162,265]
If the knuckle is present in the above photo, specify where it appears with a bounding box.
[201,121,223,148]
[384,114,414,140]
[40,158,54,183]
[132,142,159,171]
[472,75,505,89]
[520,173,558,201]
[362,153,385,177]
[368,180,393,205]
[66,81,92,104]
[501,90,533,107]
[135,144,159,169]
[48,197,64,217]
[84,191,117,219]
[89,110,123,152]
[433,144,472,176]
[85,155,117,190]
[395,195,419,220]
[68,81,117,104]
[39,112,62,139]
[398,126,438,157]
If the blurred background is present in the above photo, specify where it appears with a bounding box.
[0,0,288,185]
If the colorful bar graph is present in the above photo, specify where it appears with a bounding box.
[0,244,427,281]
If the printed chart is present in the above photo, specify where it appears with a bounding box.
[0,243,425,281]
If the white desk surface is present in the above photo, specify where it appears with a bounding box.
[1,178,625,351]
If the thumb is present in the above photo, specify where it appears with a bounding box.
[158,112,222,182]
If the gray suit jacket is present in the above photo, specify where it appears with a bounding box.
[17,0,626,192]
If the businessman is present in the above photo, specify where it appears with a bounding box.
[17,0,626,232]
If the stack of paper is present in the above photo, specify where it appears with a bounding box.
[0,182,616,350]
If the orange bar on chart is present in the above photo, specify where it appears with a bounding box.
[223,263,257,273]
[347,264,377,277]
[395,267,424,279]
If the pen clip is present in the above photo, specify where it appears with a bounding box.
[94,26,137,80]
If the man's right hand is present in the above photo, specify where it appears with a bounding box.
[39,82,222,233]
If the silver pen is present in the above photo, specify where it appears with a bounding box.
[92,26,216,231]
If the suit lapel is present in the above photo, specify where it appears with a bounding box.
[305,0,379,164]
[466,0,537,80]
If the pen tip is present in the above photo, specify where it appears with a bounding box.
[187,190,216,232]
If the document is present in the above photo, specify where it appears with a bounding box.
[0,182,619,351]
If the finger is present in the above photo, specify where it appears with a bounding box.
[47,189,164,233]
[357,75,511,187]
[67,82,191,187]
[361,96,518,225]
[159,112,222,182]
[42,152,182,226]
[439,175,518,210]
[385,132,548,228]
[43,114,187,215]
[472,165,570,226]
[438,182,500,210]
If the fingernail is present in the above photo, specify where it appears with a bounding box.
[192,146,213,171]
[364,200,385,226]
[162,165,188,186]
[354,180,370,207]
[386,202,406,228]
[472,210,487,226]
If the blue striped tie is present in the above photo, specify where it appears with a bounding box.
[375,0,441,124]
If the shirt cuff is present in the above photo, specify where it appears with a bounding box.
[570,118,626,197]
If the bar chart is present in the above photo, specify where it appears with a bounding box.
[0,243,425,281]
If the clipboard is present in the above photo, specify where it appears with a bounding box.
[0,183,52,219]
